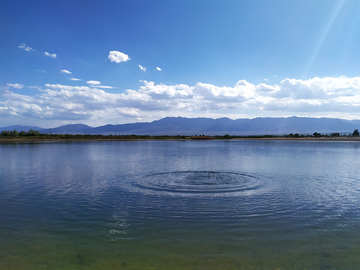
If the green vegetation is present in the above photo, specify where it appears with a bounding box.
[1,129,40,137]
[286,132,351,138]
[0,129,359,140]
[214,134,278,139]
[287,133,308,138]
[0,130,188,140]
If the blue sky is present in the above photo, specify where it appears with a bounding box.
[1,0,360,128]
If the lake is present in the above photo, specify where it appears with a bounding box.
[1,140,360,269]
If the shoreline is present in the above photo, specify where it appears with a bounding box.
[232,137,360,141]
[2,136,360,142]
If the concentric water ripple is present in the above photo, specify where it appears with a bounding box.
[132,171,263,196]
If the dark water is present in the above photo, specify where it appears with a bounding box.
[1,140,360,269]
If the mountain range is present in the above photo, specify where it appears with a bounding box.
[1,117,360,135]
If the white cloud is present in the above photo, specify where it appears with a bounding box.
[61,69,72,74]
[45,52,57,58]
[108,51,130,63]
[70,78,81,81]
[2,76,360,126]
[86,80,101,85]
[18,43,34,52]
[83,81,112,88]
[139,65,146,72]
[272,76,360,100]
[36,70,46,73]
[156,67,161,71]
[97,85,114,89]
[7,83,24,89]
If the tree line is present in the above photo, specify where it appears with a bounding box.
[308,129,359,138]
[0,129,359,139]
[1,129,41,137]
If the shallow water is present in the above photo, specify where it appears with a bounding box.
[1,140,360,269]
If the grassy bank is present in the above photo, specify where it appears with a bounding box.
[1,130,360,141]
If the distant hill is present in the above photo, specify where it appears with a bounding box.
[42,124,94,134]
[1,117,360,135]
[0,125,44,132]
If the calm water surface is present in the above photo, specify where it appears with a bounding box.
[1,140,360,269]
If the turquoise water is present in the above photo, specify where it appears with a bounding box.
[1,140,360,269]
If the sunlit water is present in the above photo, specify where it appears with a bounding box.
[1,140,360,269]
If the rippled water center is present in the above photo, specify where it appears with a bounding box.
[135,171,259,194]
[1,140,360,269]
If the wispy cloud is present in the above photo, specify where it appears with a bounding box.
[45,52,57,58]
[86,80,101,85]
[36,70,46,73]
[85,80,113,88]
[139,65,146,72]
[156,67,161,71]
[108,51,130,63]
[97,85,114,89]
[7,83,24,89]
[70,78,81,81]
[61,69,72,74]
[18,43,34,52]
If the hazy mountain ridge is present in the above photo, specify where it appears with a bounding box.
[1,117,359,135]
[0,125,45,132]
